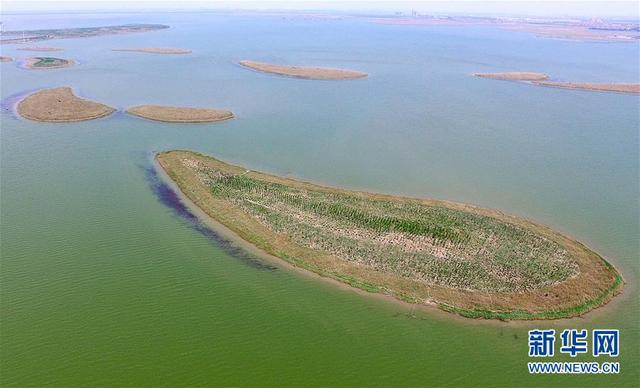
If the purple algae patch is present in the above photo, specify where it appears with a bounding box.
[145,165,278,271]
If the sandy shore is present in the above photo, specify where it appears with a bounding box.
[24,57,74,69]
[239,60,368,80]
[113,48,192,54]
[17,47,64,52]
[473,72,550,81]
[0,56,12,62]
[127,105,234,123]
[533,81,640,94]
[17,87,116,122]
[156,150,623,320]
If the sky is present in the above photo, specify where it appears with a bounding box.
[1,1,638,19]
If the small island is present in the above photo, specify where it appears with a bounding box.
[0,56,12,62]
[239,60,368,80]
[473,72,550,81]
[156,150,623,320]
[127,105,233,123]
[113,48,192,55]
[17,87,115,122]
[533,81,640,94]
[23,57,74,69]
[17,47,64,52]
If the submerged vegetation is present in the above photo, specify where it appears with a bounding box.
[157,150,622,320]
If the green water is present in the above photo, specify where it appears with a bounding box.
[1,11,638,386]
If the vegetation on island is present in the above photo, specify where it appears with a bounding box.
[157,150,623,320]
[25,57,73,69]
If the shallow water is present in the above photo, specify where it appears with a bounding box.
[1,11,638,386]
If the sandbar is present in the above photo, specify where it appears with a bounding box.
[239,60,367,80]
[23,57,74,69]
[0,56,12,62]
[17,47,64,52]
[156,150,623,320]
[473,72,550,81]
[127,105,233,123]
[533,81,640,94]
[113,48,192,54]
[17,87,115,122]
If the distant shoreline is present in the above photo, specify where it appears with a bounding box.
[1,23,169,44]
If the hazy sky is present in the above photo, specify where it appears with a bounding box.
[2,1,638,19]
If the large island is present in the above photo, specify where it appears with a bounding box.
[156,150,623,320]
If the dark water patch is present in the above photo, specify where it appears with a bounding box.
[0,88,40,120]
[144,163,278,272]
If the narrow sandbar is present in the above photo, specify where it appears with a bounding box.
[239,60,367,80]
[473,72,550,81]
[127,105,233,123]
[156,150,623,320]
[475,71,639,95]
[533,81,640,94]
[113,48,192,54]
[0,56,12,62]
[17,47,64,52]
[24,57,74,69]
[17,87,115,122]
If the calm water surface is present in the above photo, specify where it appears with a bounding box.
[1,12,638,386]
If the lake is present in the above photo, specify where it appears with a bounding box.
[1,11,638,386]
